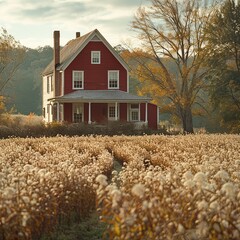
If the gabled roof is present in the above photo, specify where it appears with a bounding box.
[48,90,152,103]
[42,29,130,76]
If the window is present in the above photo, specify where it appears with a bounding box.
[50,75,53,91]
[108,104,119,120]
[72,71,84,89]
[108,71,119,89]
[91,51,100,64]
[47,77,50,93]
[47,75,53,93]
[130,104,139,121]
[73,104,83,123]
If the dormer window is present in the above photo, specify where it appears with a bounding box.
[91,51,101,64]
[108,70,119,89]
[72,71,84,89]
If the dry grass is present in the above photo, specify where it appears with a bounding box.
[0,134,239,239]
[96,134,240,240]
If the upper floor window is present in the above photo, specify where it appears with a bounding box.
[47,75,53,93]
[91,51,101,64]
[108,70,119,89]
[72,71,84,89]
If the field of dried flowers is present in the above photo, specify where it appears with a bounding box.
[0,134,239,240]
[0,136,112,239]
[97,134,240,240]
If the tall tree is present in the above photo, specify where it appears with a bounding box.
[127,0,217,133]
[205,0,240,133]
[0,28,25,114]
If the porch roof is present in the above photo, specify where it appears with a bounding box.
[48,90,152,103]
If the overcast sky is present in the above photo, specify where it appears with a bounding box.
[0,0,148,49]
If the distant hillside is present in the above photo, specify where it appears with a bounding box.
[6,46,53,115]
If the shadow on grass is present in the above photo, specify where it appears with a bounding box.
[41,212,108,240]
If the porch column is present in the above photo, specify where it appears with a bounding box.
[56,102,60,122]
[145,102,148,124]
[115,102,118,121]
[88,102,92,124]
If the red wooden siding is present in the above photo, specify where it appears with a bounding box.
[91,103,108,123]
[64,41,128,94]
[148,103,158,129]
[120,103,127,122]
[140,103,158,129]
[64,103,72,122]
[84,103,88,123]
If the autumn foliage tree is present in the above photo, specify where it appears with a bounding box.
[126,0,217,133]
[205,0,240,133]
[0,28,25,115]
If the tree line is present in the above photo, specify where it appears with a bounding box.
[0,0,239,133]
[123,0,240,133]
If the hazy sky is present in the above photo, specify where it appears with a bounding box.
[0,0,148,49]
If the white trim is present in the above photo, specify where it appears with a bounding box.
[61,71,64,96]
[60,103,64,122]
[115,102,118,121]
[90,35,101,41]
[127,71,129,93]
[57,102,60,121]
[108,70,119,89]
[88,102,92,124]
[72,71,84,90]
[91,51,101,64]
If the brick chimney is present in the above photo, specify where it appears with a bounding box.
[76,32,80,38]
[53,30,61,97]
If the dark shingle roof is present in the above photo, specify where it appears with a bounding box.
[49,90,152,103]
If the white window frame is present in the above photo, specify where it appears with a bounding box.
[130,104,140,122]
[47,75,53,93]
[72,103,84,123]
[108,103,119,120]
[72,71,84,89]
[47,76,50,93]
[108,70,119,89]
[91,51,101,64]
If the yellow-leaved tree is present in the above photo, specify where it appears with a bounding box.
[125,0,218,133]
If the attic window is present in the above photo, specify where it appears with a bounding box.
[91,51,100,64]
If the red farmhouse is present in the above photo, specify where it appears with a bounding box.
[42,29,159,129]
